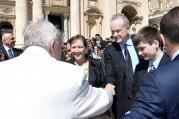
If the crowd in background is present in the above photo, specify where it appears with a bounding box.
[1,6,179,119]
[61,34,114,62]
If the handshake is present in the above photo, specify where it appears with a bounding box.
[105,83,116,95]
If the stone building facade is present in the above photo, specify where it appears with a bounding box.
[149,0,179,26]
[0,0,177,47]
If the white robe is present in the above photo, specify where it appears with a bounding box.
[0,46,113,119]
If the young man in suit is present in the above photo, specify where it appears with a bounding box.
[123,6,179,119]
[130,26,170,100]
[0,21,114,119]
[104,13,140,119]
[0,32,23,60]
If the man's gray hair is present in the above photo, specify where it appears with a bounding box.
[111,13,130,28]
[24,20,62,50]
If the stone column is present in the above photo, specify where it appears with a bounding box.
[15,0,28,48]
[80,0,84,35]
[98,17,103,36]
[32,0,44,22]
[84,15,88,38]
[64,13,69,42]
[44,11,49,20]
[100,0,116,38]
[70,0,80,37]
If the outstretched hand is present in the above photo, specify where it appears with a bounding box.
[105,83,116,95]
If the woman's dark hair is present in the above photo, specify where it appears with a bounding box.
[69,34,88,48]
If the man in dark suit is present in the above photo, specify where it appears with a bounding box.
[104,13,140,119]
[130,26,171,100]
[123,6,179,119]
[0,32,23,60]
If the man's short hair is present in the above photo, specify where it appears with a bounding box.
[134,26,162,47]
[160,7,179,44]
[111,13,130,28]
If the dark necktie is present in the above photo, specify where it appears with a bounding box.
[148,63,156,72]
[8,48,14,59]
[124,44,133,80]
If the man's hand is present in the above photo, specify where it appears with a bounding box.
[105,83,116,95]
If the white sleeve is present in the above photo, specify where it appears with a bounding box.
[73,72,113,118]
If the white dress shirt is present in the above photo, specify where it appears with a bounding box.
[172,50,179,60]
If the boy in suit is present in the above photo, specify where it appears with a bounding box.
[130,26,170,100]
[122,7,179,117]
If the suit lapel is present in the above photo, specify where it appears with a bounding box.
[113,43,126,74]
[144,60,149,73]
[137,60,149,75]
[88,59,94,84]
[1,45,9,60]
[158,53,171,67]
